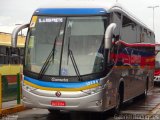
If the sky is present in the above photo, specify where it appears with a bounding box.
[0,0,160,42]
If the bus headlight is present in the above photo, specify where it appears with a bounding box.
[23,84,36,92]
[82,85,105,94]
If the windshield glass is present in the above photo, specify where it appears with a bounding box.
[25,16,108,76]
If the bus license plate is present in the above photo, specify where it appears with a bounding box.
[51,101,66,106]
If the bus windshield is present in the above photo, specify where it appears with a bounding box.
[25,16,108,77]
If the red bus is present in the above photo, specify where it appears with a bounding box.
[154,44,160,82]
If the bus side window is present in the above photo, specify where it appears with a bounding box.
[10,48,20,64]
[0,46,4,64]
[121,15,137,43]
[20,48,24,64]
[112,12,122,39]
[0,46,9,64]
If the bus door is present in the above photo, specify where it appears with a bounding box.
[130,49,143,96]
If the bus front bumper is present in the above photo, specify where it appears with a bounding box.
[22,87,107,112]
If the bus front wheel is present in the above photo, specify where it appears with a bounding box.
[48,109,60,114]
[114,92,121,114]
[141,78,149,98]
[114,83,124,114]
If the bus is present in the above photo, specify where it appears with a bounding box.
[0,32,25,101]
[11,1,155,113]
[0,32,25,75]
[154,44,160,82]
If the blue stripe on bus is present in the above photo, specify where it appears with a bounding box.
[120,47,155,57]
[24,76,100,88]
[34,8,107,15]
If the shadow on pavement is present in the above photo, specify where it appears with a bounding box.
[47,110,115,120]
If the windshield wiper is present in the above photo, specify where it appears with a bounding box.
[38,38,57,79]
[67,39,82,81]
[37,21,64,79]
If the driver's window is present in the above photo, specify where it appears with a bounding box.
[112,12,122,38]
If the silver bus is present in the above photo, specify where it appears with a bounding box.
[12,1,155,113]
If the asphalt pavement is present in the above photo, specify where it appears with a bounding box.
[2,84,160,120]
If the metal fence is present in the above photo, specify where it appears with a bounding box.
[0,73,24,117]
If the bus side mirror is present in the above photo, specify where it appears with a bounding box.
[105,23,117,49]
[11,24,29,48]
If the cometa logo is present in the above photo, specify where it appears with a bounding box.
[51,77,68,82]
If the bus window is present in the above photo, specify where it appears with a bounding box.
[122,16,137,43]
[0,46,9,64]
[112,12,122,38]
[19,48,24,64]
[10,48,20,64]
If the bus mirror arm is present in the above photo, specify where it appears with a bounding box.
[105,23,117,49]
[11,23,29,48]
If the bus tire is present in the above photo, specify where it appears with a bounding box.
[48,109,60,114]
[114,83,124,114]
[114,91,120,114]
[141,78,149,98]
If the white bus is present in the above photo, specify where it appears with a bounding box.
[12,1,155,113]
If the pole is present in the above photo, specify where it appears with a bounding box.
[148,6,159,31]
[17,73,21,104]
[0,74,2,111]
[152,7,156,31]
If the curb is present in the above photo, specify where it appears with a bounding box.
[0,105,25,118]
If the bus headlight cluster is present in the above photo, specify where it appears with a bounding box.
[82,85,105,94]
[24,84,36,92]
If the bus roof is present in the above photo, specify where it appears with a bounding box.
[0,32,25,47]
[34,0,153,33]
